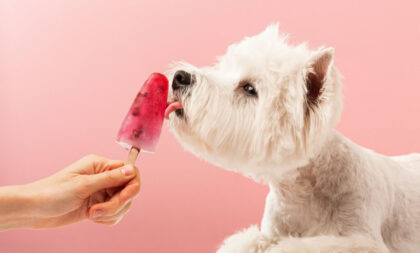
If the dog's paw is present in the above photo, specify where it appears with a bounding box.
[217,225,275,253]
[265,235,385,253]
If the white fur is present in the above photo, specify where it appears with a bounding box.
[167,24,420,253]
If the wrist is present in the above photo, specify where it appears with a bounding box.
[0,184,39,231]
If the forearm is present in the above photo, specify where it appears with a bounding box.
[0,184,36,231]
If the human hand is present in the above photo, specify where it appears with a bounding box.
[0,154,140,230]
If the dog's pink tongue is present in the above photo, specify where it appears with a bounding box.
[165,101,183,119]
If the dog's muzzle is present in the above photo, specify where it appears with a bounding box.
[165,70,195,120]
[172,70,195,90]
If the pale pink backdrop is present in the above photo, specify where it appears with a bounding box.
[0,0,419,252]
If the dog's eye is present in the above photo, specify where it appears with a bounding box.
[242,83,257,97]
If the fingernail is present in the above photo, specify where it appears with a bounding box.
[92,210,104,219]
[121,165,134,176]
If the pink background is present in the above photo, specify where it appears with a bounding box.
[1,0,419,252]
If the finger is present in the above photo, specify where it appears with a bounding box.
[105,166,139,201]
[91,217,123,226]
[95,159,125,174]
[88,191,128,219]
[92,201,132,222]
[83,165,136,194]
[119,168,141,203]
[72,154,124,174]
[87,189,107,208]
[105,186,122,199]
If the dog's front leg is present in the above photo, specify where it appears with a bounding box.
[264,235,388,253]
[217,229,388,253]
[216,225,275,253]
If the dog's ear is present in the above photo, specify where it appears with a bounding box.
[305,47,334,108]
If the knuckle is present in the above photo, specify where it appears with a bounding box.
[83,154,97,162]
[87,154,97,160]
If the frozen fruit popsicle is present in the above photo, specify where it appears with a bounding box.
[116,73,169,164]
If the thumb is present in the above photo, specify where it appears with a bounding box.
[84,165,137,194]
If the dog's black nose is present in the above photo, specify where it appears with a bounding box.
[172,70,193,90]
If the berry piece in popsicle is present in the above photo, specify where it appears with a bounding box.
[116,73,169,154]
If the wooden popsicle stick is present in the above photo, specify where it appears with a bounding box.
[126,147,140,165]
[106,147,139,197]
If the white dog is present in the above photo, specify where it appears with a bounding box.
[164,24,420,253]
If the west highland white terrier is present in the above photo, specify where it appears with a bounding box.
[164,24,420,253]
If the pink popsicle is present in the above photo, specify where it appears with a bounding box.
[116,73,169,160]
